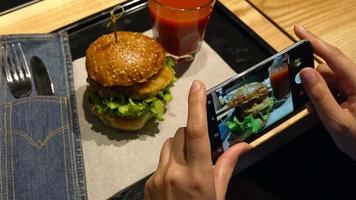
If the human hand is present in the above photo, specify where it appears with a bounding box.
[294,25,356,160]
[144,80,251,200]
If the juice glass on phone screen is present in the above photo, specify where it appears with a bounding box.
[148,0,216,62]
[268,54,291,101]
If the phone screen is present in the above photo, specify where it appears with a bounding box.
[207,40,314,163]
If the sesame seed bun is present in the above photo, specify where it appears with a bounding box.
[86,31,166,87]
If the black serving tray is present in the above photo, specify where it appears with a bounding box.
[57,1,356,200]
[58,0,276,74]
[56,0,277,199]
[0,0,42,16]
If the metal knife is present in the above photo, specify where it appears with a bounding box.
[30,56,54,96]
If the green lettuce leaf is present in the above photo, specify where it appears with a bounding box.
[244,115,264,133]
[227,115,264,134]
[89,86,174,120]
[158,90,173,103]
[227,117,243,132]
[165,57,177,83]
[151,99,165,121]
[165,57,176,69]
[88,58,176,121]
[227,97,275,134]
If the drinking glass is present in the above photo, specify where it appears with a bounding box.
[148,0,216,62]
[268,54,291,101]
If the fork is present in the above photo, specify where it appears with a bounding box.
[1,43,32,98]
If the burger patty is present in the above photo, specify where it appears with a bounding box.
[236,97,274,117]
[91,66,175,99]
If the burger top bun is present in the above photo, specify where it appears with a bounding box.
[86,31,166,87]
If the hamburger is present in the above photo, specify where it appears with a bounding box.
[86,31,176,131]
[227,82,275,134]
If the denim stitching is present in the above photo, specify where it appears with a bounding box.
[0,39,3,199]
[11,126,70,149]
[4,104,9,200]
[0,56,4,200]
[63,33,87,199]
[6,97,69,149]
[3,34,55,39]
[2,35,55,43]
[10,102,15,200]
[9,96,64,106]
[61,98,71,200]
[61,35,79,199]
[65,98,77,199]
[1,36,7,199]
[1,34,88,199]
[61,33,77,197]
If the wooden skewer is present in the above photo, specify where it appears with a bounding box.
[107,5,125,44]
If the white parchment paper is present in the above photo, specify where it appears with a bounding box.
[73,38,237,199]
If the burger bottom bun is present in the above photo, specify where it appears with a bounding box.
[90,107,153,131]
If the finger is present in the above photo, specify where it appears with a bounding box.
[185,80,211,165]
[171,128,186,165]
[145,174,161,199]
[316,63,337,86]
[158,138,173,170]
[151,138,173,196]
[306,102,316,113]
[300,67,346,123]
[144,180,152,200]
[144,190,151,200]
[214,143,251,200]
[316,64,343,97]
[294,25,356,83]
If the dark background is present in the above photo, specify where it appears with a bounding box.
[227,123,356,200]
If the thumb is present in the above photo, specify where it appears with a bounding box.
[214,142,251,200]
[300,67,344,123]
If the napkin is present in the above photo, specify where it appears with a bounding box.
[0,33,87,200]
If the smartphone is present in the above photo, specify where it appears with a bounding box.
[207,40,314,163]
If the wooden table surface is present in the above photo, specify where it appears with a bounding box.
[249,0,356,62]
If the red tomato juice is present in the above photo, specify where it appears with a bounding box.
[149,0,214,56]
[270,65,290,100]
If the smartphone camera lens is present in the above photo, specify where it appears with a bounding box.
[294,58,302,67]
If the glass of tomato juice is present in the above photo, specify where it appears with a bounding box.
[148,0,216,62]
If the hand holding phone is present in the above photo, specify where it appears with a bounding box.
[207,40,314,163]
[295,25,356,161]
[145,81,250,200]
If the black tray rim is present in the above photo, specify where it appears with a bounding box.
[0,0,43,16]
[56,0,276,55]
[56,0,147,34]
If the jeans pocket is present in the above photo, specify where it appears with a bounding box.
[2,96,79,200]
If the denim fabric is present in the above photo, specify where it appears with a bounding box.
[0,33,87,200]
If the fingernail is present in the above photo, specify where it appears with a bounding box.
[296,24,306,32]
[190,80,201,93]
[300,68,317,86]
